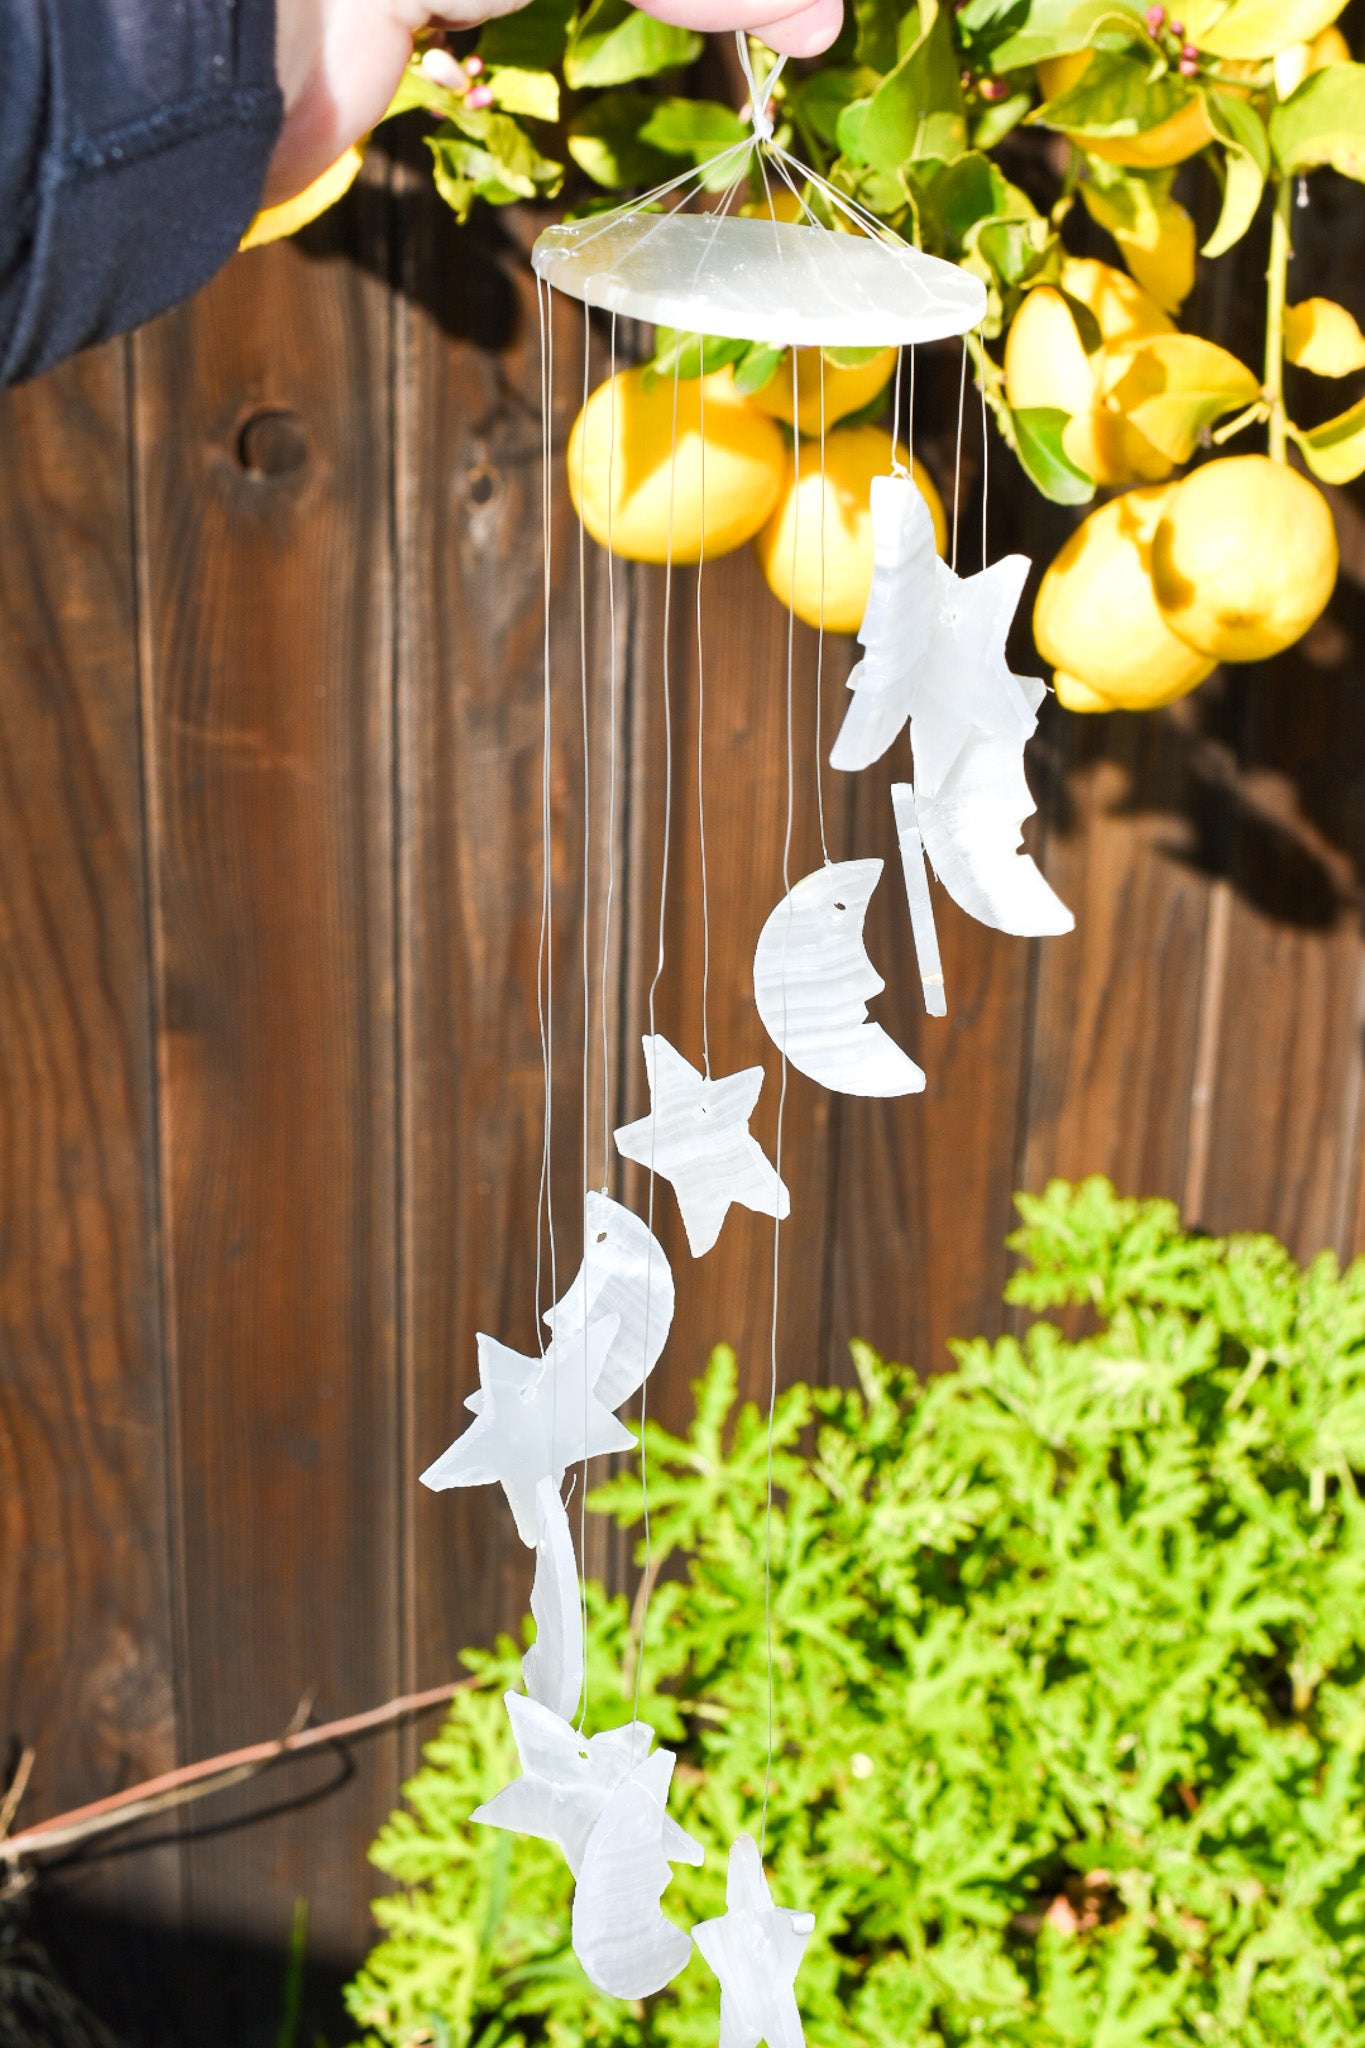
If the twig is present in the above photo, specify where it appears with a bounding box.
[0,1679,471,1866]
[0,1748,36,1841]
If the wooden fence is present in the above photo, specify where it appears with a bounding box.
[3,151,1365,2041]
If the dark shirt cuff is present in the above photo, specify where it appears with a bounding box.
[1,0,284,385]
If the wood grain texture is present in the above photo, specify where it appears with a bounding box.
[132,181,400,1971]
[1019,697,1218,1212]
[394,188,626,1684]
[0,337,180,1941]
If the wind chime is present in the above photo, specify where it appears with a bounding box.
[420,35,1073,2040]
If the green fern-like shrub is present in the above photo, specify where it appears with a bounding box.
[348,1178,1365,2048]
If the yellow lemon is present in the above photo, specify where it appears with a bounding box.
[240,145,366,249]
[566,368,787,564]
[1004,285,1172,486]
[1059,258,1175,347]
[1034,486,1216,711]
[1151,455,1339,662]
[750,347,899,438]
[754,428,947,633]
[1080,97,1215,169]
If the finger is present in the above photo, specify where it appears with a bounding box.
[632,0,838,36]
[750,0,842,55]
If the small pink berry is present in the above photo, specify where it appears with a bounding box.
[464,54,484,78]
[1170,17,1184,32]
[1145,4,1165,29]
[1178,50,1198,74]
[465,81,494,108]
[982,76,1009,100]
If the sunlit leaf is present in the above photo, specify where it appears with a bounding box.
[564,0,701,89]
[1032,50,1197,142]
[1101,334,1261,460]
[1293,395,1365,480]
[1011,406,1097,503]
[859,6,967,174]
[1271,63,1365,179]
[1286,297,1365,374]
[1080,165,1196,312]
[486,67,560,121]
[1183,0,1347,61]
[989,0,1148,70]
[1202,90,1270,258]
[566,92,674,188]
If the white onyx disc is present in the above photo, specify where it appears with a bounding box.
[531,214,986,347]
[753,860,924,1098]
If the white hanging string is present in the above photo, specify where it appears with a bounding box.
[951,336,967,575]
[632,350,683,1730]
[576,302,594,1728]
[761,343,800,1859]
[600,314,619,1191]
[908,344,917,466]
[696,343,712,1077]
[815,349,829,866]
[534,277,558,1352]
[890,346,907,478]
[980,331,990,567]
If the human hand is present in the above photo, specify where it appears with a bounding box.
[266,0,843,206]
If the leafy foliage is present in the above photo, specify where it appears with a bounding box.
[349,1178,1365,2048]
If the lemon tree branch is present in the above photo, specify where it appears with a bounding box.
[1265,175,1294,465]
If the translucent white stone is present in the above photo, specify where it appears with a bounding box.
[614,1036,789,1258]
[891,785,947,1018]
[753,860,925,1098]
[829,475,937,775]
[692,1834,814,2048]
[531,214,986,347]
[543,1192,674,1412]
[420,1317,634,1546]
[904,555,1043,799]
[522,1478,584,1723]
[906,555,1072,939]
[572,1748,705,1998]
[915,734,1074,938]
[473,1695,697,1877]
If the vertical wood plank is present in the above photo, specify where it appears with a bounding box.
[1018,699,1218,1210]
[132,187,400,1980]
[1195,649,1365,1258]
[0,345,180,1922]
[396,194,615,1683]
[616,547,842,1414]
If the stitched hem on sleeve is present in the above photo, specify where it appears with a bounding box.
[65,83,283,177]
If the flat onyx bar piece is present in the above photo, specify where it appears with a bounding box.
[531,214,987,347]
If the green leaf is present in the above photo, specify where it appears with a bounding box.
[565,91,675,188]
[1079,162,1196,310]
[973,87,1032,149]
[790,67,879,148]
[1202,88,1269,257]
[1033,50,1197,141]
[989,0,1149,70]
[852,0,901,74]
[427,112,562,216]
[563,0,702,89]
[1293,395,1365,482]
[859,6,967,174]
[637,97,749,187]
[732,341,787,395]
[1186,0,1350,61]
[1011,405,1097,502]
[975,213,1056,289]
[485,67,560,121]
[478,0,574,69]
[644,328,749,386]
[385,62,461,121]
[1271,63,1365,181]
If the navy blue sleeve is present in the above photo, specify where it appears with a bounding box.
[0,0,283,385]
